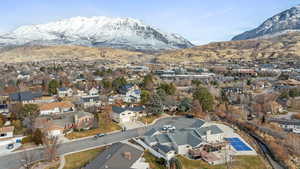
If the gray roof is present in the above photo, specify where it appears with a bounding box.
[112,106,144,114]
[155,134,172,144]
[154,144,174,154]
[144,128,157,136]
[10,91,42,102]
[144,136,157,145]
[168,130,202,147]
[189,120,205,128]
[194,125,223,136]
[84,143,143,169]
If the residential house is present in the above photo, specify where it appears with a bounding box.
[0,126,14,139]
[85,142,148,169]
[119,84,141,103]
[39,101,75,115]
[73,111,95,129]
[35,111,94,137]
[269,118,300,134]
[0,126,23,149]
[79,95,101,108]
[143,124,225,160]
[9,91,43,104]
[17,71,30,80]
[57,88,73,97]
[0,104,9,114]
[34,117,64,137]
[88,87,99,96]
[111,105,145,123]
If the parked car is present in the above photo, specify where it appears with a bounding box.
[162,125,176,132]
[7,144,14,150]
[94,133,106,139]
[185,114,194,118]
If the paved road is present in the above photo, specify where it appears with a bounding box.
[0,117,203,169]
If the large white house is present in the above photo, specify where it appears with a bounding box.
[57,88,73,97]
[143,123,225,160]
[111,105,145,123]
[0,126,14,139]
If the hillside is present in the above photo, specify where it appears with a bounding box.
[0,45,148,63]
[157,32,300,63]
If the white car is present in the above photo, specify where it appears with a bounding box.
[162,125,175,131]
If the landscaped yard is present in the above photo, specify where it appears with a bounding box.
[66,113,121,139]
[139,115,162,124]
[143,150,166,169]
[63,147,106,169]
[177,155,267,169]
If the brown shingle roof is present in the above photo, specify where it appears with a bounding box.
[0,126,14,133]
[39,101,74,111]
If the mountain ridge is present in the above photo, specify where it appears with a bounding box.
[232,5,300,40]
[0,16,193,52]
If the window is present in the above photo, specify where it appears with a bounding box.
[0,133,7,137]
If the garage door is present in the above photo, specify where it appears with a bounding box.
[121,116,131,123]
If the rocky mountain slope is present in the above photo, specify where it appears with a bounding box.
[2,31,300,64]
[233,5,300,40]
[157,31,300,63]
[0,16,193,51]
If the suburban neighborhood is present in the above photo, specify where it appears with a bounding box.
[0,1,300,169]
[0,56,299,169]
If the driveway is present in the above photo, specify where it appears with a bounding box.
[0,117,204,169]
[121,121,145,130]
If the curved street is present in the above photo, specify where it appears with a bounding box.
[0,117,203,169]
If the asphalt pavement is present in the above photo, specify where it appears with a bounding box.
[0,117,203,169]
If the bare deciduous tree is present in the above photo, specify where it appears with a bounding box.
[43,136,60,162]
[20,151,36,169]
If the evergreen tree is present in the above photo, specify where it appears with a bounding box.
[193,87,214,112]
[146,93,164,115]
[48,79,60,95]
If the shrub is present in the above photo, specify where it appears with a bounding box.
[21,136,33,144]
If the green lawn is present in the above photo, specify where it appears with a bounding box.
[177,155,267,169]
[63,147,106,169]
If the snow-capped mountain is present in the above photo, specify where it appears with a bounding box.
[0,16,193,51]
[232,5,300,40]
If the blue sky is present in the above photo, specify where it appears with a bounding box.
[0,0,298,44]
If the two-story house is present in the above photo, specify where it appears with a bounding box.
[111,105,145,123]
[57,88,73,97]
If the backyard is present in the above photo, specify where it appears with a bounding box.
[63,147,107,169]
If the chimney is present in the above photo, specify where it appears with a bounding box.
[206,130,211,136]
[74,114,78,123]
[123,152,132,160]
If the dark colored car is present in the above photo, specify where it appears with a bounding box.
[185,114,194,118]
[7,144,14,149]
